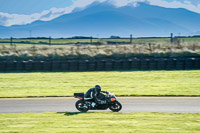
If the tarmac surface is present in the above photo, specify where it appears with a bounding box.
[0,97,200,113]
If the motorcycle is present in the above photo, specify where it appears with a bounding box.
[74,91,122,112]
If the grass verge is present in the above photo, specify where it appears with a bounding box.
[0,70,200,97]
[0,112,200,132]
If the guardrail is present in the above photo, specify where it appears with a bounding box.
[0,58,200,72]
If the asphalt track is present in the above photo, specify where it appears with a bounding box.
[0,97,200,113]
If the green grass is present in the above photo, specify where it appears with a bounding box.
[1,37,200,45]
[0,38,167,45]
[0,70,200,97]
[0,112,200,132]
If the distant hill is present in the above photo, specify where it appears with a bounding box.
[0,2,200,38]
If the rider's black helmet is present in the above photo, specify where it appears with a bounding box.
[94,85,101,93]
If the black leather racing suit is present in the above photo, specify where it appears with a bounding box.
[84,88,107,104]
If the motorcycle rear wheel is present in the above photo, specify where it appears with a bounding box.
[75,100,89,112]
[109,101,122,112]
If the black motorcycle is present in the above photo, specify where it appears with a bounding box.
[74,91,122,112]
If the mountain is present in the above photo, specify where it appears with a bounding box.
[0,2,200,38]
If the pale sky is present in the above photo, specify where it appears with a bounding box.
[0,0,200,26]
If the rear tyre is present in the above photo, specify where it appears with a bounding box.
[109,101,122,112]
[75,100,89,112]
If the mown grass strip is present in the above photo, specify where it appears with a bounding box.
[0,70,200,97]
[0,112,200,133]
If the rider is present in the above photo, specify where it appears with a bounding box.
[84,85,108,105]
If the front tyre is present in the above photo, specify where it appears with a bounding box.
[109,101,122,112]
[75,100,89,112]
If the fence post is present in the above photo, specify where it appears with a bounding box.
[10,37,13,46]
[170,33,173,43]
[130,34,133,44]
[49,36,51,46]
[90,36,93,44]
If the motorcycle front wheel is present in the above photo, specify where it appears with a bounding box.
[75,100,89,112]
[109,101,122,112]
